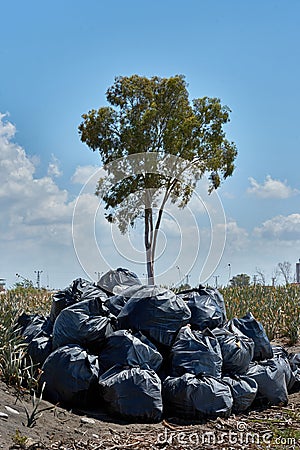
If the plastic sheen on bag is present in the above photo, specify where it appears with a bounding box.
[178,286,227,331]
[27,335,53,368]
[227,312,273,361]
[98,329,163,372]
[170,326,223,378]
[246,359,288,406]
[163,373,233,419]
[40,344,100,407]
[52,297,116,353]
[104,284,146,317]
[97,268,142,295]
[213,327,254,375]
[117,285,191,348]
[50,278,93,323]
[222,374,258,412]
[271,346,297,393]
[98,365,163,422]
[18,313,53,343]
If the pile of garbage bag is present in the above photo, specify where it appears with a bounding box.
[19,270,300,423]
[97,267,142,295]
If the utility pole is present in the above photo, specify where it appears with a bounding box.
[34,270,43,289]
[94,271,103,281]
[186,273,190,286]
[228,263,231,283]
[214,275,219,288]
[176,266,182,284]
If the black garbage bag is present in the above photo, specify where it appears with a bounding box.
[212,328,254,375]
[27,335,52,368]
[17,313,37,334]
[163,373,233,419]
[80,284,108,302]
[18,313,53,343]
[50,278,93,323]
[271,346,297,393]
[222,374,258,412]
[288,352,300,370]
[246,359,288,406]
[98,365,163,422]
[40,344,100,407]
[178,285,227,331]
[99,330,163,372]
[52,298,116,352]
[227,312,273,361]
[117,285,191,348]
[97,268,142,295]
[104,284,145,317]
[288,352,300,392]
[170,326,223,378]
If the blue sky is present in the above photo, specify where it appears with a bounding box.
[1,0,299,289]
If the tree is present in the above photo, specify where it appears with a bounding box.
[79,75,237,284]
[15,273,34,289]
[229,273,251,287]
[277,261,292,285]
[255,267,266,286]
[271,266,281,286]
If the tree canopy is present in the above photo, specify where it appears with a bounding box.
[79,75,237,283]
[230,273,251,287]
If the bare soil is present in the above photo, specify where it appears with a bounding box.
[0,339,300,450]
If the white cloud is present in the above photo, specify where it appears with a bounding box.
[254,213,300,240]
[1,112,298,289]
[0,114,74,245]
[0,113,15,139]
[47,154,62,178]
[1,114,216,287]
[247,175,298,199]
[71,165,99,185]
[216,220,249,252]
[221,191,235,200]
[0,114,88,287]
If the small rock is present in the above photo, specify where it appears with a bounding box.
[5,406,20,415]
[80,417,95,425]
[0,412,8,419]
[92,434,99,439]
[25,438,36,447]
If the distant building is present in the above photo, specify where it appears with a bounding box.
[0,278,6,292]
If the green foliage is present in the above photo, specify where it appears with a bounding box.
[0,294,28,387]
[10,286,47,296]
[229,273,251,287]
[0,291,52,388]
[23,382,54,428]
[79,74,237,207]
[13,279,34,289]
[12,429,28,448]
[79,74,237,282]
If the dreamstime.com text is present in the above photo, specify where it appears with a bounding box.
[156,422,298,448]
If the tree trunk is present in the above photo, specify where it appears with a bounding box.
[144,207,155,285]
[144,183,174,285]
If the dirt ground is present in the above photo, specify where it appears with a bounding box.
[1,339,300,450]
